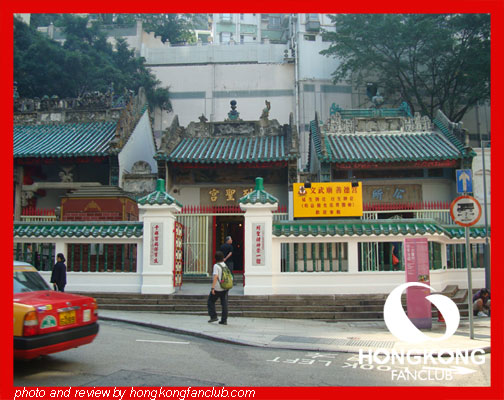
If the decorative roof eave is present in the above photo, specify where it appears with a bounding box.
[14,222,143,239]
[137,179,183,208]
[157,156,298,164]
[272,219,489,239]
[442,226,490,239]
[155,153,298,165]
[432,110,475,159]
[239,177,279,205]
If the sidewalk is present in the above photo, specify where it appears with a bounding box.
[99,309,491,356]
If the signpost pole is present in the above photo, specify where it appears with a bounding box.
[465,226,474,339]
[452,172,480,341]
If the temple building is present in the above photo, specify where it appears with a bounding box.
[154,100,299,274]
[13,88,158,222]
[304,103,479,271]
[308,103,473,217]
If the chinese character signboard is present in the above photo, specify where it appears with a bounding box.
[363,184,422,203]
[404,238,431,329]
[150,223,163,265]
[173,222,183,287]
[293,182,363,218]
[201,187,254,206]
[252,223,265,266]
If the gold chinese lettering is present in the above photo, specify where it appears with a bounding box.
[225,189,236,201]
[209,188,220,202]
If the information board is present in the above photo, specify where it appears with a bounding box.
[404,238,432,329]
[293,182,363,218]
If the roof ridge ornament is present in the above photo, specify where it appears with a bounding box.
[225,100,242,122]
[137,178,183,207]
[239,177,279,205]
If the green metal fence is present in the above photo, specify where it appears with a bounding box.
[280,242,348,272]
[447,243,485,269]
[14,242,55,271]
[67,243,137,273]
[358,242,443,272]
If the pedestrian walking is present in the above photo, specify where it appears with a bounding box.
[220,236,234,272]
[50,253,67,292]
[207,251,228,325]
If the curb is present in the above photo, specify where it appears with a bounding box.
[99,316,491,356]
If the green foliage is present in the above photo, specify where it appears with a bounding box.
[321,14,490,122]
[114,13,197,44]
[14,15,171,112]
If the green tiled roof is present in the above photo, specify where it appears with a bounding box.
[320,132,462,164]
[273,219,489,238]
[137,179,183,207]
[240,177,279,205]
[443,226,490,239]
[14,222,143,238]
[14,121,117,158]
[160,136,296,164]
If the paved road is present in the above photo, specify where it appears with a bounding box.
[14,320,491,387]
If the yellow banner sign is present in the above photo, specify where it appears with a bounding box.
[293,182,363,218]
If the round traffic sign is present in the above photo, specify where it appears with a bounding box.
[450,195,482,227]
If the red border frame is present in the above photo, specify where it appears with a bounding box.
[450,195,483,227]
[3,2,504,400]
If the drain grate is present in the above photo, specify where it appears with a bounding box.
[272,335,394,349]
[345,340,395,349]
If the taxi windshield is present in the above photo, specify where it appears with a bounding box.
[14,270,51,293]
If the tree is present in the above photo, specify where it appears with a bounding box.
[114,13,196,44]
[14,15,171,112]
[321,14,490,122]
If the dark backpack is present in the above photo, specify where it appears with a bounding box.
[219,262,233,290]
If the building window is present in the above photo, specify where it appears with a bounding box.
[304,34,316,41]
[269,16,281,28]
[221,14,232,22]
[220,32,232,43]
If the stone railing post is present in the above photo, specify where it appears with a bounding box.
[138,179,182,294]
[240,177,278,295]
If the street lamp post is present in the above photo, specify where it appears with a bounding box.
[480,140,490,290]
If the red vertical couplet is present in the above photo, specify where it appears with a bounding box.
[404,237,432,329]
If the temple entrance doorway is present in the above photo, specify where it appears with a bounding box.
[214,216,245,274]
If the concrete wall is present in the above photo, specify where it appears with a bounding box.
[242,234,487,295]
[150,62,295,127]
[16,226,486,295]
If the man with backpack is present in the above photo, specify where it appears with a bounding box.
[208,251,233,325]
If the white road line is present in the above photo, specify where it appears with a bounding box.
[136,339,190,345]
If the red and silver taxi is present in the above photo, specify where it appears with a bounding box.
[14,261,99,360]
